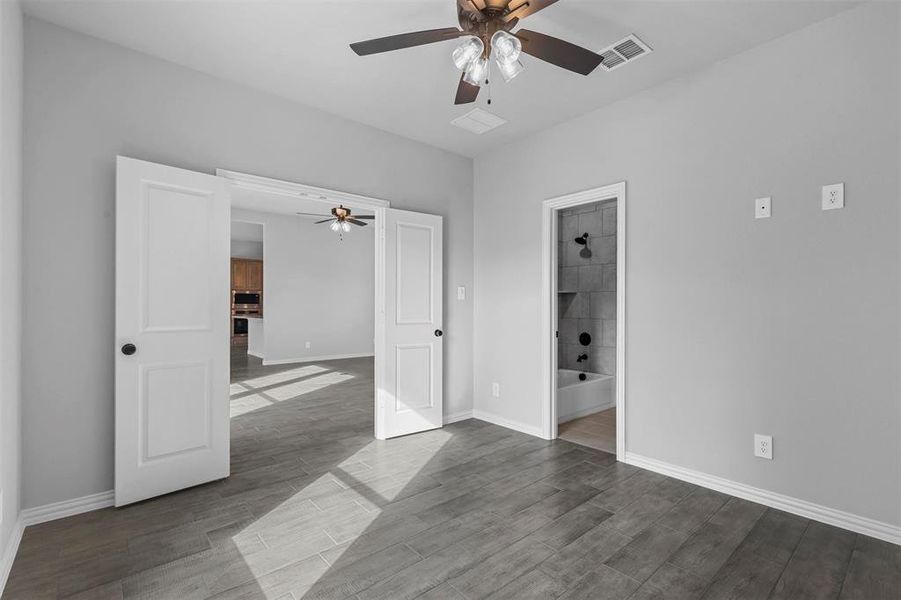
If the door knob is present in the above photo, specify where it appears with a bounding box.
[434,329,443,337]
[121,343,137,356]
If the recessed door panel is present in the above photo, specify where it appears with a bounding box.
[143,184,214,332]
[142,362,210,462]
[396,223,433,324]
[395,345,433,413]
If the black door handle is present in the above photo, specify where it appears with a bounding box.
[434,329,443,337]
[121,343,137,356]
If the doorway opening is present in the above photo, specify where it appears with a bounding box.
[224,179,378,439]
[540,182,626,460]
[229,220,264,365]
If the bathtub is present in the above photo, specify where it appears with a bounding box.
[557,369,615,424]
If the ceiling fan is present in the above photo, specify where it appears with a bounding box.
[296,205,374,234]
[350,0,604,105]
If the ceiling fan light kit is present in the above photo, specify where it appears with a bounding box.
[350,0,606,106]
[296,205,374,238]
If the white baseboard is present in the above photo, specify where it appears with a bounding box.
[472,409,546,438]
[558,400,615,424]
[247,351,264,359]
[623,452,901,546]
[262,352,374,366]
[0,517,24,595]
[444,410,473,424]
[21,490,115,527]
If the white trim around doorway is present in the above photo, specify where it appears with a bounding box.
[540,182,626,460]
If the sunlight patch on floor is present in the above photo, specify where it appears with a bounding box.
[229,371,356,417]
[239,364,331,389]
[264,371,355,401]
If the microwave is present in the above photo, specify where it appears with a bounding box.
[232,291,261,310]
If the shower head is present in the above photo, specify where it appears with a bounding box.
[574,233,589,245]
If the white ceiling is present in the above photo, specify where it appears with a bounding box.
[230,185,375,219]
[23,0,859,157]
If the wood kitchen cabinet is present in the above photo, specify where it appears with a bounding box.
[231,259,263,291]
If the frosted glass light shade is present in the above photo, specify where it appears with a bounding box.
[496,57,523,82]
[330,220,341,232]
[452,36,484,71]
[491,30,521,63]
[463,56,489,86]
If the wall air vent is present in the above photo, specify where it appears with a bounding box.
[451,108,507,135]
[600,34,652,72]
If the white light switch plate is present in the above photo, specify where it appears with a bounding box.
[491,383,500,398]
[457,286,466,301]
[755,197,771,219]
[822,183,844,210]
[754,434,773,460]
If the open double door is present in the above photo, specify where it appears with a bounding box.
[115,157,443,506]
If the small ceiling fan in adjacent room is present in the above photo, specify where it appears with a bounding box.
[350,0,604,105]
[296,205,374,234]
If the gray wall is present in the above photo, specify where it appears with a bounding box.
[474,3,900,526]
[230,239,263,260]
[0,0,22,557]
[558,200,617,375]
[232,208,374,363]
[22,19,474,508]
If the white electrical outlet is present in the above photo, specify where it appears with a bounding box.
[457,286,466,301]
[755,197,771,219]
[754,434,773,460]
[491,383,500,398]
[305,341,311,349]
[822,183,844,210]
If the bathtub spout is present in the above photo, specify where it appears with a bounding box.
[576,354,588,362]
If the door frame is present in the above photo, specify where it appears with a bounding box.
[539,181,626,460]
[215,169,391,438]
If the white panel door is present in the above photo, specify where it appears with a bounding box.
[115,156,230,506]
[377,208,443,439]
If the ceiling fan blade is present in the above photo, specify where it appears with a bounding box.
[347,219,369,227]
[296,212,331,217]
[503,0,560,22]
[314,219,333,224]
[515,29,604,75]
[454,73,481,105]
[352,215,375,220]
[350,28,466,56]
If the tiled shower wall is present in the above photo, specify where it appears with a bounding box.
[557,199,617,375]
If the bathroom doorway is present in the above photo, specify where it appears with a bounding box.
[540,182,626,459]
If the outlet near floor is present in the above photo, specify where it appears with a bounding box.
[754,434,773,460]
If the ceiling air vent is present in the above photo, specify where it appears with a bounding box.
[451,108,507,135]
[600,34,652,72]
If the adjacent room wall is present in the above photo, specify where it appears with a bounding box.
[22,19,474,509]
[230,240,263,260]
[232,208,374,362]
[474,3,900,527]
[0,0,23,577]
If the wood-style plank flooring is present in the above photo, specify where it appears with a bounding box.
[5,350,898,599]
[558,408,616,454]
